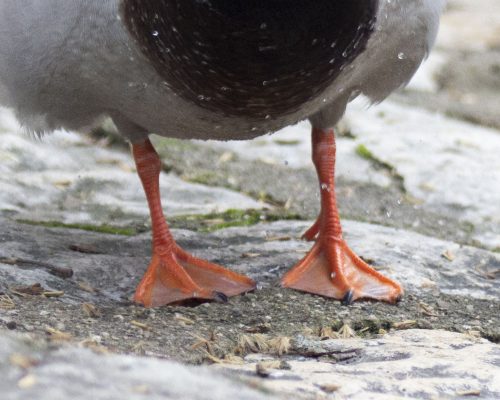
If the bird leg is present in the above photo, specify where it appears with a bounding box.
[301,213,321,241]
[281,128,403,304]
[132,139,255,307]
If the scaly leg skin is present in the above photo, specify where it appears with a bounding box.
[132,139,256,307]
[282,128,403,304]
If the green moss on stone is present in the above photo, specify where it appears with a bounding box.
[17,208,302,237]
[170,208,302,233]
[17,219,137,236]
[355,144,375,160]
[187,172,218,185]
[273,139,301,146]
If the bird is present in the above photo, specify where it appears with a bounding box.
[0,0,446,307]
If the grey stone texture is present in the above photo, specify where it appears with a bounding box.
[0,1,499,399]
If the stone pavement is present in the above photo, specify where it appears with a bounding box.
[0,332,276,400]
[1,1,499,399]
[217,330,500,399]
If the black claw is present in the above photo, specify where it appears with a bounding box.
[341,289,354,306]
[213,291,229,303]
[394,294,403,304]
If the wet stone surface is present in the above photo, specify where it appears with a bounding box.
[0,108,264,227]
[217,330,500,399]
[1,1,500,399]
[0,332,277,400]
[1,217,498,364]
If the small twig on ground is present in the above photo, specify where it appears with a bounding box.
[77,281,98,293]
[338,323,357,338]
[441,250,456,262]
[0,294,15,309]
[68,244,101,254]
[319,326,341,339]
[42,291,65,298]
[268,336,291,356]
[0,256,73,278]
[82,303,101,318]
[174,313,195,326]
[455,390,481,397]
[45,327,72,341]
[265,235,292,242]
[10,283,45,296]
[130,320,152,331]
[393,320,417,330]
[474,264,500,280]
[190,332,217,355]
[419,302,440,317]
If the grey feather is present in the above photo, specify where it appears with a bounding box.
[0,0,446,141]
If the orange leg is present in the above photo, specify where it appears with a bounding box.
[132,139,255,307]
[282,128,403,304]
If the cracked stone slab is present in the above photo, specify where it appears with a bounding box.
[343,100,500,250]
[0,216,498,370]
[200,119,392,188]
[0,108,263,225]
[211,220,500,301]
[205,100,500,250]
[216,329,500,399]
[0,218,497,304]
[0,332,276,400]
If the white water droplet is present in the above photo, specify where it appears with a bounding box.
[152,30,159,37]
[398,52,407,60]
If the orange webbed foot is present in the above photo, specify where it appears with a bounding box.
[132,138,255,308]
[282,127,403,304]
[281,237,403,304]
[134,245,256,307]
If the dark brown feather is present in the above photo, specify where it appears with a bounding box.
[123,0,378,120]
